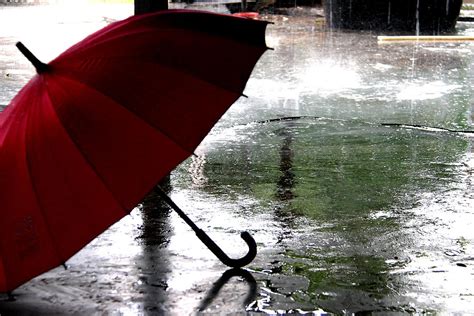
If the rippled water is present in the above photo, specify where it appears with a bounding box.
[188,117,472,313]
[1,3,473,315]
[173,14,474,314]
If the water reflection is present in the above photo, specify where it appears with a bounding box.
[139,179,172,247]
[273,123,300,246]
[189,116,472,313]
[197,268,257,312]
[136,179,172,314]
[276,125,296,201]
[189,154,208,188]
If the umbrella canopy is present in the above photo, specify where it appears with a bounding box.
[0,9,268,293]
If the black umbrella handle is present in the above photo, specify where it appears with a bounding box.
[195,229,257,268]
[155,187,257,268]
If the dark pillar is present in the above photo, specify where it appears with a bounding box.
[135,0,168,15]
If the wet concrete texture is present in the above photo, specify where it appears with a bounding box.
[1,3,474,315]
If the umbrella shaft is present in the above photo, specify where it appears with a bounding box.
[155,186,200,233]
[154,186,257,268]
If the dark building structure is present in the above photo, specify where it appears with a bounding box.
[323,0,463,34]
[135,0,168,14]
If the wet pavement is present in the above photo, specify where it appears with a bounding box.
[1,2,474,315]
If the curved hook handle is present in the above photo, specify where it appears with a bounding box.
[155,186,257,268]
[195,229,257,268]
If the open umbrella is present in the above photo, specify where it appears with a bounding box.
[0,9,269,293]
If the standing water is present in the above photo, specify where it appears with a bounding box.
[1,2,473,315]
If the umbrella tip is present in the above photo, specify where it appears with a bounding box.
[16,42,50,74]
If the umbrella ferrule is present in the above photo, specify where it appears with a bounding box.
[16,42,50,74]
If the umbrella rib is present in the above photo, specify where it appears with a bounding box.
[52,57,257,156]
[54,27,268,97]
[23,87,69,267]
[131,57,250,98]
[57,55,252,98]
[24,161,68,266]
[54,72,199,157]
[56,22,269,71]
[41,75,195,219]
[41,81,132,216]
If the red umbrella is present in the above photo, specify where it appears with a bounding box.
[0,9,268,293]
